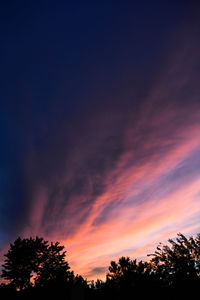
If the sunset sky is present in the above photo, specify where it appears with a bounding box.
[1,1,200,281]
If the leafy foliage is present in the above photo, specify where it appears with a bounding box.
[149,233,200,286]
[35,242,70,287]
[1,233,200,299]
[1,237,48,290]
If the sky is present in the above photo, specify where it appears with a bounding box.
[0,0,200,281]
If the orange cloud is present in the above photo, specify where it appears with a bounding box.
[17,28,200,281]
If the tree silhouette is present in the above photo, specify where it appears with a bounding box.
[35,241,70,288]
[107,256,151,282]
[107,257,137,279]
[1,237,48,291]
[149,233,200,287]
[1,233,200,299]
[105,256,154,300]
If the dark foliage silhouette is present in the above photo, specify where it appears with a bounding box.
[89,233,200,300]
[1,236,89,299]
[1,233,200,299]
[104,256,157,299]
[1,237,48,291]
[35,241,70,288]
[148,232,200,295]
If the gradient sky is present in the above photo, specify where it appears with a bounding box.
[1,1,200,281]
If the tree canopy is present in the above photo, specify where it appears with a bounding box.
[35,241,70,288]
[1,233,200,299]
[1,237,48,290]
[149,233,200,286]
[1,237,70,291]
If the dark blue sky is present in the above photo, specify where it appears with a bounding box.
[1,0,200,279]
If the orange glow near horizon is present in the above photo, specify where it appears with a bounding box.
[16,96,200,281]
[1,30,200,282]
[1,3,200,286]
[22,118,200,281]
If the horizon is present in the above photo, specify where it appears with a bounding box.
[1,1,200,281]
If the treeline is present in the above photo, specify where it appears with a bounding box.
[0,233,200,299]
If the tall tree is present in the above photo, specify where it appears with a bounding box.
[1,237,48,290]
[149,233,200,286]
[35,241,70,287]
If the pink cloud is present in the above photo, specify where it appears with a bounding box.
[16,25,200,281]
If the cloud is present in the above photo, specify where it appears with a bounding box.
[86,267,108,278]
[1,12,200,281]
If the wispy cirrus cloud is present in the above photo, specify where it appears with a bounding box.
[1,15,200,281]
